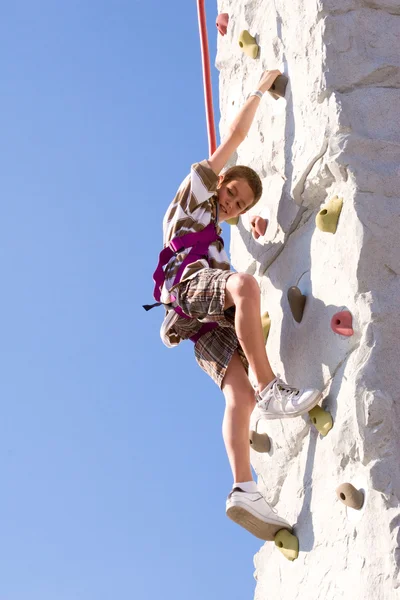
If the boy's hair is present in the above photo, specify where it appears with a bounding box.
[222,165,262,211]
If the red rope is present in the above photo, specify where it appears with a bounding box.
[197,0,217,156]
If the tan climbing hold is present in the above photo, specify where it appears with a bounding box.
[249,429,271,453]
[287,286,306,323]
[308,405,333,436]
[238,30,259,59]
[274,529,299,561]
[268,74,288,100]
[336,483,364,510]
[226,216,239,226]
[316,196,343,234]
[261,311,271,341]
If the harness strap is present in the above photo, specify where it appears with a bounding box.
[149,220,223,343]
[189,322,218,343]
[152,221,222,302]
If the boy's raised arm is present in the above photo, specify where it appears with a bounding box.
[208,70,281,176]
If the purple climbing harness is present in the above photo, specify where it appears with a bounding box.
[147,221,224,343]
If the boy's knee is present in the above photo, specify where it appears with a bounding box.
[228,273,260,301]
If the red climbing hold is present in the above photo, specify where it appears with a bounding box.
[250,216,268,239]
[216,13,229,36]
[331,311,354,336]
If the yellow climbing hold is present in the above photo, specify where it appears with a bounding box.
[316,196,343,234]
[249,429,271,453]
[274,529,299,561]
[261,311,271,341]
[308,405,333,436]
[238,30,259,59]
[226,216,239,226]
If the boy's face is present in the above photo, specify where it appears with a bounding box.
[217,176,255,222]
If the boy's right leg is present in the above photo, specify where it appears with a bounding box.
[222,350,292,540]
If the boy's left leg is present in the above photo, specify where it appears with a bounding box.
[222,350,292,540]
[221,351,255,483]
[225,272,322,418]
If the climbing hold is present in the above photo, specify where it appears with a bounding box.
[250,414,271,453]
[268,74,288,100]
[315,196,343,234]
[274,529,299,561]
[250,215,268,239]
[226,216,239,226]
[336,483,364,510]
[249,429,271,453]
[331,311,354,336]
[287,286,306,323]
[216,13,229,36]
[261,311,271,341]
[308,405,333,436]
[238,30,259,59]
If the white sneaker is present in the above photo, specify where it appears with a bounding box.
[257,378,322,420]
[226,486,292,541]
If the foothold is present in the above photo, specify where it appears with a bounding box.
[316,196,343,234]
[268,74,288,100]
[216,13,229,36]
[287,286,306,323]
[250,215,268,239]
[261,311,271,341]
[238,30,259,59]
[274,529,299,561]
[308,405,333,436]
[336,483,364,510]
[249,429,271,453]
[331,311,354,337]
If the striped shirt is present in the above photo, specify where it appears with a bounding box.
[160,160,231,304]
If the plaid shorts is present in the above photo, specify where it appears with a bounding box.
[173,269,249,388]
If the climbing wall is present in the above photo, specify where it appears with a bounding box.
[216,0,400,597]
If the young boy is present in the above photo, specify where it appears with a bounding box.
[155,70,322,541]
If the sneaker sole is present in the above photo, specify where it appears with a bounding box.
[260,391,323,420]
[226,505,292,541]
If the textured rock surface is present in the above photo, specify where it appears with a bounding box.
[216,0,400,598]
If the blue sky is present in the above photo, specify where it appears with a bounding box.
[1,2,263,598]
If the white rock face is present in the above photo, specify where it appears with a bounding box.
[216,0,400,598]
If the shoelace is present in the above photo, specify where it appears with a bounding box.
[275,379,300,396]
[258,378,300,410]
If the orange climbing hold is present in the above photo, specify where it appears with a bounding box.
[331,311,353,336]
[216,13,229,36]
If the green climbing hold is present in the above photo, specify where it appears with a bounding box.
[261,311,271,341]
[226,216,239,226]
[316,196,343,234]
[238,30,259,59]
[274,529,299,561]
[308,405,333,436]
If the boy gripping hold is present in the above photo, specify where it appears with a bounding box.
[151,70,322,541]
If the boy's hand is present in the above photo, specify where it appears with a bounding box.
[257,70,282,94]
